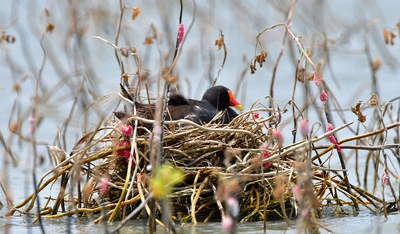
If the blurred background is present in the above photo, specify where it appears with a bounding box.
[1,0,400,233]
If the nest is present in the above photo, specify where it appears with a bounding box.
[6,108,388,225]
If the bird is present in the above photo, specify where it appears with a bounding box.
[114,85,243,127]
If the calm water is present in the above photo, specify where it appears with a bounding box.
[1,0,400,233]
[1,210,400,234]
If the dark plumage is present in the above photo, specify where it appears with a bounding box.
[197,85,243,124]
[114,85,243,127]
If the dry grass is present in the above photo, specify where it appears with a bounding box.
[5,103,396,229]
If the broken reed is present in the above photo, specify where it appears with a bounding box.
[5,107,396,225]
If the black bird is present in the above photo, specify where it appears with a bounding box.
[114,85,243,126]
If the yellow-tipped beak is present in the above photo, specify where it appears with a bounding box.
[233,104,243,111]
[228,90,243,111]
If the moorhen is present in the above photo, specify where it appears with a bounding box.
[115,85,243,126]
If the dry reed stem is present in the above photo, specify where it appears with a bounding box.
[10,115,392,223]
[7,93,398,227]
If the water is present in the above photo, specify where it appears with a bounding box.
[1,0,400,233]
[1,211,400,234]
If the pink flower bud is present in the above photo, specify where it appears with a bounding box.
[253,112,260,119]
[272,129,282,142]
[301,208,309,218]
[226,197,239,218]
[261,143,268,149]
[28,117,35,133]
[328,135,337,144]
[123,140,131,159]
[293,185,300,201]
[100,177,109,194]
[273,112,280,123]
[336,145,341,153]
[326,123,333,132]
[117,140,131,158]
[122,141,136,166]
[299,119,309,137]
[29,117,35,125]
[326,124,337,144]
[262,152,270,169]
[382,172,389,185]
[116,141,124,156]
[221,215,233,231]
[177,24,184,44]
[80,133,87,144]
[124,153,131,161]
[313,71,318,86]
[121,125,132,136]
[126,156,136,166]
[319,91,328,104]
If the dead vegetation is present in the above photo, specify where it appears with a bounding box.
[2,0,400,233]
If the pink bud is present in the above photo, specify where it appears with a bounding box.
[123,140,131,159]
[177,24,184,44]
[328,135,337,144]
[261,143,268,149]
[29,117,35,125]
[313,71,318,86]
[336,144,341,153]
[382,172,389,185]
[80,133,87,144]
[117,141,124,156]
[100,177,109,194]
[226,197,239,218]
[299,119,308,137]
[326,123,333,132]
[273,112,280,123]
[263,162,271,169]
[326,124,337,144]
[221,215,233,231]
[319,91,328,104]
[262,152,270,169]
[126,155,136,166]
[121,125,132,136]
[125,154,131,162]
[253,112,260,119]
[28,117,35,133]
[272,129,282,142]
[301,208,309,218]
[122,141,136,166]
[293,185,300,201]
